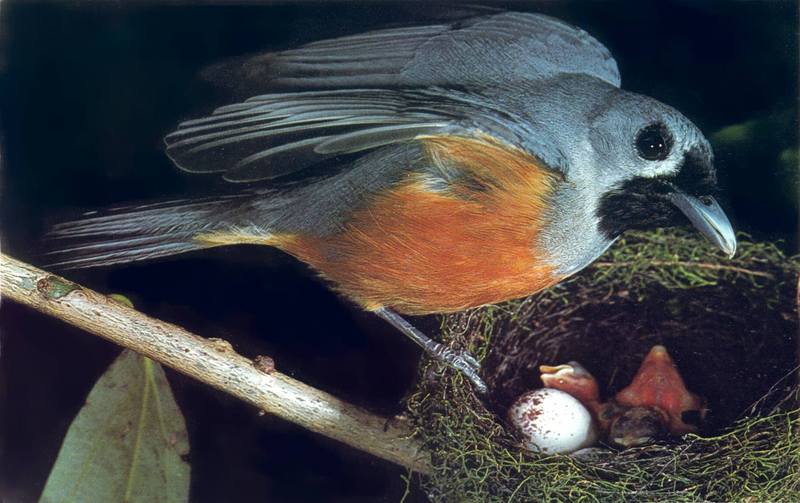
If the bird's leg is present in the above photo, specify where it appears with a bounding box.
[374,307,487,394]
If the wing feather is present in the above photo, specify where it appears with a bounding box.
[205,12,619,92]
[164,88,538,182]
[168,12,606,182]
[313,123,447,155]
[164,98,435,179]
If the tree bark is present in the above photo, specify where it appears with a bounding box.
[0,253,431,474]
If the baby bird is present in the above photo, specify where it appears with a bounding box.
[614,345,706,437]
[540,345,705,447]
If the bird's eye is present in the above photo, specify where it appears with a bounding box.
[635,123,672,161]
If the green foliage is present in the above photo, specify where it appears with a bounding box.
[710,110,799,216]
[35,276,79,300]
[39,350,190,503]
[407,230,800,502]
[108,293,135,308]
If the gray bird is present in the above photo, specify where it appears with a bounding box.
[48,12,737,393]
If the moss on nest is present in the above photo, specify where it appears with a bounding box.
[406,229,800,502]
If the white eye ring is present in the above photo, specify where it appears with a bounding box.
[635,123,673,161]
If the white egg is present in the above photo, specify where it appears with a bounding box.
[508,388,597,455]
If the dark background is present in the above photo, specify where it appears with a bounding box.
[0,1,797,502]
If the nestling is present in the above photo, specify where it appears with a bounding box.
[48,12,737,393]
[540,345,706,447]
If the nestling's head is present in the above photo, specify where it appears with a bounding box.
[607,406,667,448]
[539,361,601,406]
[590,90,736,257]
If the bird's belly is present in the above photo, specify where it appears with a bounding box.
[273,180,562,315]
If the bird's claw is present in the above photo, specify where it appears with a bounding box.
[371,308,487,393]
[433,345,487,394]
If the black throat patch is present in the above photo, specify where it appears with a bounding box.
[597,148,717,239]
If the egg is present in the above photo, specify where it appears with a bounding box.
[508,388,597,454]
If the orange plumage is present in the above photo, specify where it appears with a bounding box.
[268,135,562,315]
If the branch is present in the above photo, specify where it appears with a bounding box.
[0,253,431,474]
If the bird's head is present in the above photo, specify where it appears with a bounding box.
[607,406,667,448]
[539,361,601,407]
[590,91,736,257]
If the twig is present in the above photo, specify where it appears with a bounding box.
[592,260,775,280]
[0,253,431,474]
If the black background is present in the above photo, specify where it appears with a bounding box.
[0,2,797,502]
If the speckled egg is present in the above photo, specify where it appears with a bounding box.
[508,388,597,454]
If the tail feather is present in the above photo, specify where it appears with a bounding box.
[45,196,246,269]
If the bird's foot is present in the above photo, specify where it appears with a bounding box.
[373,307,487,394]
[430,343,487,394]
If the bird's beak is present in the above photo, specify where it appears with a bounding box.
[668,192,737,258]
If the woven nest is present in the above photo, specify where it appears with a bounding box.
[406,229,800,502]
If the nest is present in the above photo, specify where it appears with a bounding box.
[406,229,800,502]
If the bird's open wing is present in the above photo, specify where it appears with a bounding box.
[167,12,600,182]
[165,88,548,183]
[207,12,620,91]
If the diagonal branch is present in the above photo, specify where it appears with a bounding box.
[0,252,431,474]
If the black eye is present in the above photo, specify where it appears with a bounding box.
[635,123,673,161]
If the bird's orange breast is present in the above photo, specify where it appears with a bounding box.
[273,135,564,315]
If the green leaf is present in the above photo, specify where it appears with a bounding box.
[39,350,191,503]
[108,293,135,308]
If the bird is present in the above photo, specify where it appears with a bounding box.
[540,362,664,447]
[539,345,706,447]
[613,345,706,437]
[539,361,604,424]
[46,12,737,394]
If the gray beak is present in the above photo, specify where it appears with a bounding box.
[669,193,737,258]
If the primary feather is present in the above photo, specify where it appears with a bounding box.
[206,12,620,91]
[164,88,539,182]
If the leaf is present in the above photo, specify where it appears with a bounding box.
[39,350,190,503]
